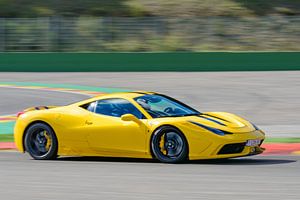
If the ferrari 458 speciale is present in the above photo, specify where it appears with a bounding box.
[14,91,265,163]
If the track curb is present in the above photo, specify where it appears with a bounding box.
[0,142,16,150]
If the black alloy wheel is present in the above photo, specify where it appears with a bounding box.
[24,123,58,160]
[151,126,188,163]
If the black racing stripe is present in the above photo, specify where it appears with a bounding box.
[197,115,226,126]
[188,121,232,135]
[202,114,230,123]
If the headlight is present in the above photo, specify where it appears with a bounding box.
[251,123,265,135]
[251,123,259,130]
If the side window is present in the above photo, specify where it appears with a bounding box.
[87,101,97,112]
[94,98,145,119]
[81,101,96,112]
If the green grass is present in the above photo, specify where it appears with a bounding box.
[0,0,299,17]
[264,138,300,144]
[0,134,14,142]
[0,1,298,51]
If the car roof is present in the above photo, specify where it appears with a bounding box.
[73,91,157,106]
[100,91,154,98]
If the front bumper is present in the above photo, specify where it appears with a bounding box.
[189,130,265,160]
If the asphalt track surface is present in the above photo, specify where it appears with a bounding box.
[0,152,299,200]
[1,72,300,126]
[0,72,300,199]
[0,87,88,115]
[1,71,300,135]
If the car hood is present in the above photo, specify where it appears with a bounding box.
[186,112,256,133]
[152,112,256,134]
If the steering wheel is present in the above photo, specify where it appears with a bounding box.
[164,107,174,114]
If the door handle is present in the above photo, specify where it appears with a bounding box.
[85,120,93,125]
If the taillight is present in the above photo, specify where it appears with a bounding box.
[17,111,25,118]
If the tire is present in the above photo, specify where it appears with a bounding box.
[24,123,58,160]
[151,126,188,163]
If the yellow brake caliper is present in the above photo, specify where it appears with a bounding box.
[44,131,52,151]
[160,134,167,155]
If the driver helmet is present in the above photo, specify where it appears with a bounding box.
[137,98,151,110]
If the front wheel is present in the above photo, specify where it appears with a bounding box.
[24,123,58,160]
[151,126,188,163]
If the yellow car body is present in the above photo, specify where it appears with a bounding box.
[14,91,265,161]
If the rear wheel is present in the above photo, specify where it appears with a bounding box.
[24,123,58,160]
[151,126,188,163]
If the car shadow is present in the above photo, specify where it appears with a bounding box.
[57,156,159,163]
[57,155,297,165]
[187,157,297,165]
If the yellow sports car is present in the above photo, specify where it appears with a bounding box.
[14,91,265,163]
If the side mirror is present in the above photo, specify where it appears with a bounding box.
[121,114,140,124]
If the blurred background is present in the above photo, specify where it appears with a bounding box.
[0,1,299,142]
[1,1,300,200]
[0,0,299,52]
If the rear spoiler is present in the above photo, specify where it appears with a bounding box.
[23,106,57,112]
[17,106,57,117]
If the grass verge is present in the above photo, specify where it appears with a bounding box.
[0,134,14,142]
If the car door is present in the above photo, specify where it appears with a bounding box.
[55,106,92,152]
[84,98,148,156]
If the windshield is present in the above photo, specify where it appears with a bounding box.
[134,94,200,118]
